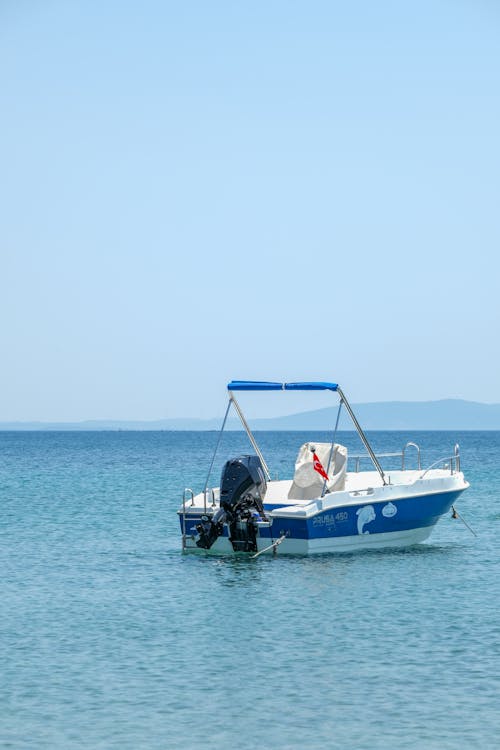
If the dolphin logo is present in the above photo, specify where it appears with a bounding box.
[356,505,376,534]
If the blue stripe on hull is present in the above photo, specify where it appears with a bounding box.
[259,490,463,541]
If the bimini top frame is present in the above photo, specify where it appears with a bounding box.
[228,381,339,392]
[203,380,387,494]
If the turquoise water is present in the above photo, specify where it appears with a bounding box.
[1,430,499,749]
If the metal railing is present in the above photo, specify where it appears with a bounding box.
[183,488,195,507]
[350,443,462,478]
[349,442,422,473]
[204,487,216,511]
[402,441,421,470]
[419,444,461,479]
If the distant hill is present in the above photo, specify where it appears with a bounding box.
[2,399,500,430]
[250,399,500,431]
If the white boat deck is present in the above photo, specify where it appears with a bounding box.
[183,468,459,516]
[263,470,424,506]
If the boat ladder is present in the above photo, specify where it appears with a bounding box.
[181,488,194,550]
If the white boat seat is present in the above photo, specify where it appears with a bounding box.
[288,442,347,500]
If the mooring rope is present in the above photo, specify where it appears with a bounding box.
[251,534,287,559]
[451,505,477,537]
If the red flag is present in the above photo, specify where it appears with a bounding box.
[313,452,329,481]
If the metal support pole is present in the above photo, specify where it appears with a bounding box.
[336,387,387,485]
[203,398,232,495]
[321,400,343,497]
[229,392,272,480]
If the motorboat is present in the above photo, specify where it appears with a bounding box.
[178,381,469,556]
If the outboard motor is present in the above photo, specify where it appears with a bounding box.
[220,455,267,552]
[195,509,225,550]
[195,455,267,552]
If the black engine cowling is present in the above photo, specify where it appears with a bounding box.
[219,454,267,514]
[196,455,267,552]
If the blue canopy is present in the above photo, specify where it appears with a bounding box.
[227,380,338,392]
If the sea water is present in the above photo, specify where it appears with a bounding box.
[0,430,499,750]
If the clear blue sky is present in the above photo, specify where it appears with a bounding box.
[1,0,499,421]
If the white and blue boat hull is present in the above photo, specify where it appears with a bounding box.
[179,472,468,555]
[177,380,470,556]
